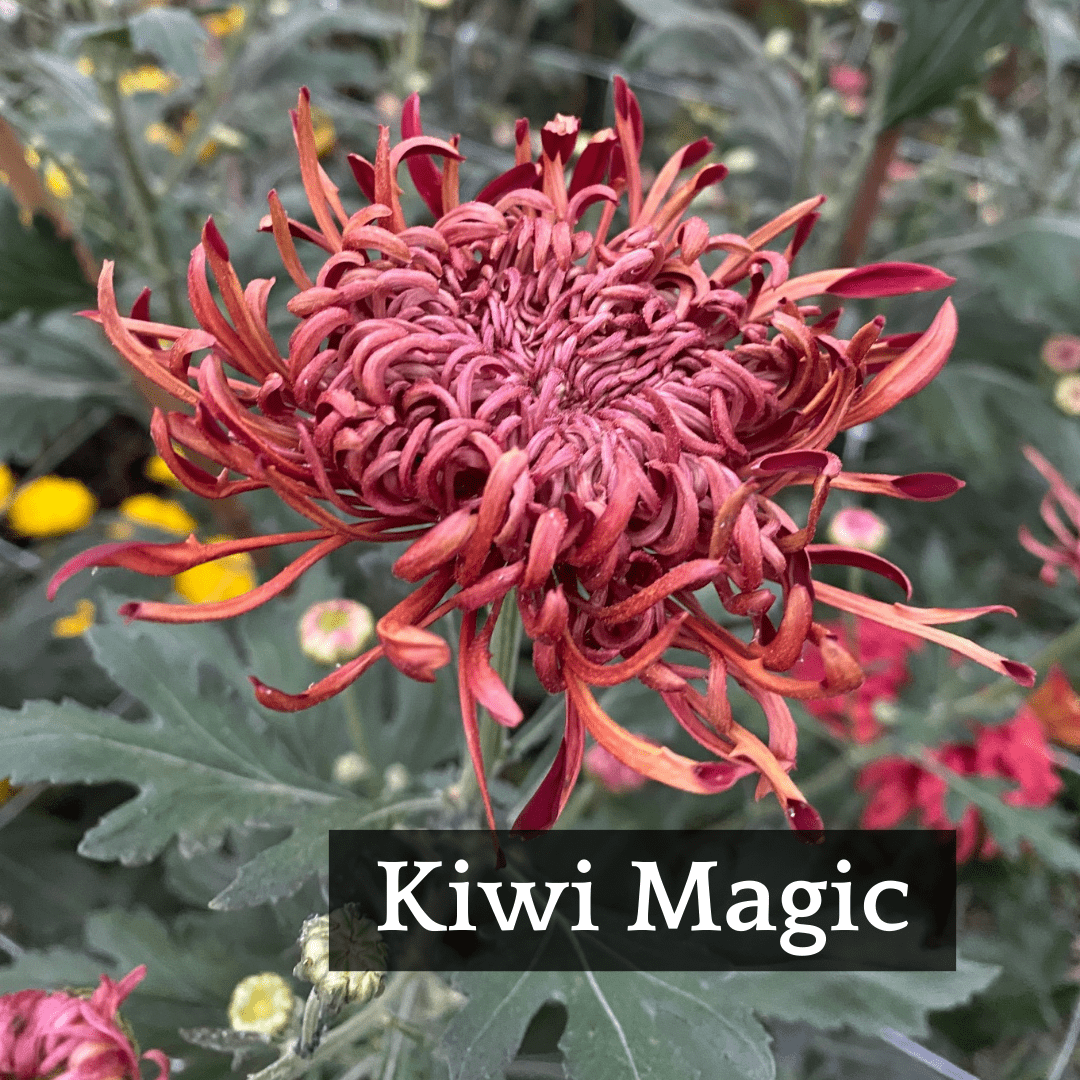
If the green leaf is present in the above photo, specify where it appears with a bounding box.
[0,190,95,320]
[129,7,209,79]
[932,767,1080,873]
[0,601,368,908]
[443,970,775,1080]
[881,0,1024,129]
[729,963,1000,1038]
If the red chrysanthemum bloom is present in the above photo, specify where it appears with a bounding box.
[0,966,169,1080]
[796,617,923,743]
[51,82,1034,832]
[1020,445,1080,585]
[857,710,1062,861]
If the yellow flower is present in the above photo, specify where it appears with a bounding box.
[228,972,295,1036]
[174,536,256,603]
[144,455,182,488]
[144,122,186,156]
[0,463,14,508]
[23,147,41,168]
[119,65,180,96]
[1055,374,1080,417]
[311,108,336,157]
[119,493,198,536]
[43,161,73,200]
[6,476,97,538]
[204,4,246,35]
[76,56,95,77]
[52,598,97,639]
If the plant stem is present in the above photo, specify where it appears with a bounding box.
[247,973,418,1080]
[354,796,445,828]
[457,594,523,812]
[379,975,420,1079]
[793,10,825,201]
[101,75,184,325]
[1048,990,1080,1080]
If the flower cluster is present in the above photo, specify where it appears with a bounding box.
[0,966,168,1080]
[858,709,1061,862]
[52,82,1034,832]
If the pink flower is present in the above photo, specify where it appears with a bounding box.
[584,741,649,793]
[826,507,889,552]
[828,64,868,97]
[1041,333,1080,374]
[1019,446,1080,585]
[299,598,374,664]
[0,966,169,1080]
[857,711,1062,861]
[50,82,1033,834]
[797,617,922,742]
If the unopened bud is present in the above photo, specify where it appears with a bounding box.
[1042,334,1080,374]
[1055,374,1080,416]
[298,599,374,665]
[383,763,409,795]
[332,751,372,786]
[227,972,297,1036]
[826,507,889,553]
[584,742,648,794]
[294,909,387,1012]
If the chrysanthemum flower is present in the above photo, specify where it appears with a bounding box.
[0,965,169,1080]
[857,710,1061,862]
[51,83,1034,832]
[1019,446,1080,585]
[825,506,889,552]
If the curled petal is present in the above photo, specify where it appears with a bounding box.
[806,544,913,598]
[813,581,1035,686]
[829,471,964,501]
[393,509,476,582]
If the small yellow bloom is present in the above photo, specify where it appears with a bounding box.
[311,108,336,157]
[52,599,97,639]
[119,493,197,536]
[76,56,95,77]
[43,161,73,200]
[119,65,180,96]
[6,476,97,538]
[174,538,256,603]
[23,147,40,169]
[228,972,295,1036]
[0,463,15,508]
[204,4,246,35]
[145,122,186,156]
[144,455,182,488]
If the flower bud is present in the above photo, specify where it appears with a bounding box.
[584,742,649,794]
[294,909,387,1012]
[227,972,296,1036]
[383,763,409,795]
[1042,333,1080,374]
[332,751,371,785]
[298,599,375,665]
[1055,374,1080,416]
[826,507,889,553]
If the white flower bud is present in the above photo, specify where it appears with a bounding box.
[294,909,387,1012]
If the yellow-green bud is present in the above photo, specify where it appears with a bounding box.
[294,908,387,1012]
[227,972,297,1036]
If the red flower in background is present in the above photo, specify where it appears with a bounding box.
[858,710,1061,861]
[0,966,168,1080]
[51,81,1034,832]
[797,618,923,742]
[1020,446,1080,585]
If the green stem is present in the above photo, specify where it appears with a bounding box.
[341,682,370,761]
[247,973,418,1080]
[354,796,445,828]
[793,10,825,201]
[101,75,184,325]
[458,593,523,811]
